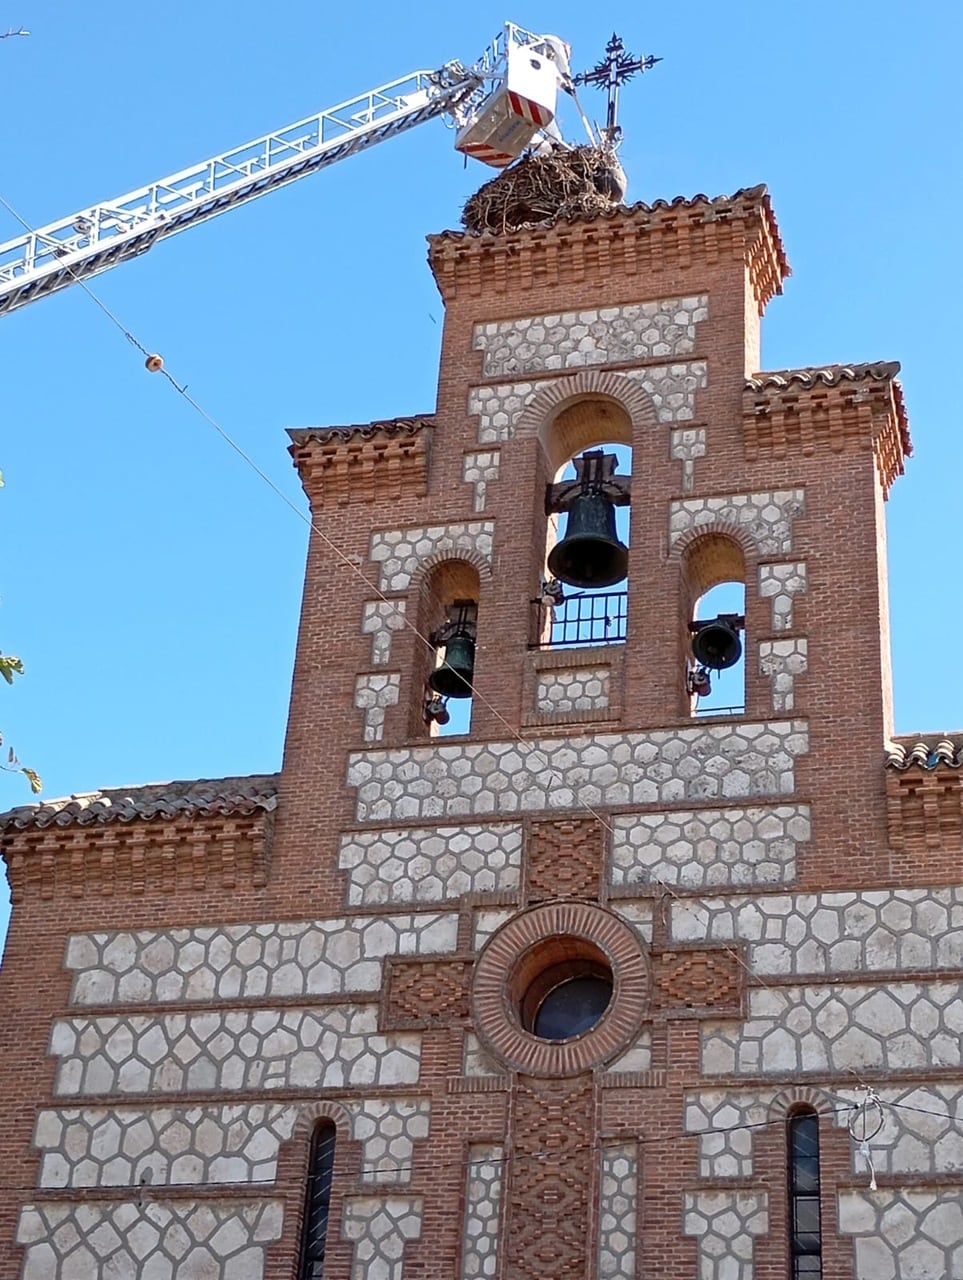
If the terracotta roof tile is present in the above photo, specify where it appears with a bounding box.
[0,774,278,833]
[287,417,434,446]
[886,737,963,770]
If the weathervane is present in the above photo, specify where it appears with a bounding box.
[574,34,661,144]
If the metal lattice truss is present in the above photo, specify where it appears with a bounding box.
[0,25,548,317]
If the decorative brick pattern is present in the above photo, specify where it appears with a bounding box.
[338,824,522,906]
[758,561,807,632]
[535,666,610,714]
[504,1075,594,1280]
[887,768,963,861]
[355,673,400,742]
[598,1142,638,1279]
[472,297,708,378]
[16,1199,283,1279]
[349,1098,430,1184]
[462,451,501,512]
[669,489,805,556]
[670,886,963,975]
[461,1144,504,1279]
[66,913,458,1005]
[369,521,494,592]
[384,958,471,1028]
[670,426,707,493]
[651,949,743,1015]
[347,721,809,823]
[702,981,963,1076]
[527,817,603,901]
[758,638,808,712]
[362,599,408,666]
[682,1191,769,1280]
[50,1005,421,1096]
[33,1102,297,1188]
[611,804,810,889]
[838,1189,963,1279]
[622,361,708,423]
[342,1196,422,1280]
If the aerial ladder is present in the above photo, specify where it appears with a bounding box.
[0,23,589,318]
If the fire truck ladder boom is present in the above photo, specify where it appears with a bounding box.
[0,65,482,317]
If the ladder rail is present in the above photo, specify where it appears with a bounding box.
[0,67,481,316]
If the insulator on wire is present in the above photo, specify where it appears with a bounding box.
[144,354,164,373]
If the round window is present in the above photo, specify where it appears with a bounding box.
[532,971,614,1040]
[512,939,614,1042]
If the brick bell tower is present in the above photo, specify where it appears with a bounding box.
[17,158,963,1280]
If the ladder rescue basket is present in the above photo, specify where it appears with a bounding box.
[455,43,558,168]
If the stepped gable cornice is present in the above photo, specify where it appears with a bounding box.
[0,773,278,834]
[743,361,911,496]
[887,736,963,770]
[428,185,789,310]
[288,417,434,509]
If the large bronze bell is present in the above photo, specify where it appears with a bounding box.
[547,491,629,588]
[690,615,743,670]
[428,632,475,698]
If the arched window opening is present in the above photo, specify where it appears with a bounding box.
[417,562,480,738]
[537,437,632,651]
[788,1109,822,1279]
[300,1121,336,1280]
[681,535,746,717]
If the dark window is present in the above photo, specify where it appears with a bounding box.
[300,1122,336,1280]
[788,1110,822,1280]
[531,971,613,1040]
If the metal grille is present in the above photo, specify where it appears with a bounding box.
[531,591,627,649]
[300,1123,336,1280]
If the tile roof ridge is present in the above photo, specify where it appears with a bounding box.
[886,735,963,770]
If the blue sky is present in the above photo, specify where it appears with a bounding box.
[0,0,960,816]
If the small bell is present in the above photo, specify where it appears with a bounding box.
[689,614,744,670]
[428,631,475,699]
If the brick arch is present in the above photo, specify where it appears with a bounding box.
[419,548,493,583]
[669,519,759,567]
[515,370,659,472]
[290,1099,352,1139]
[767,1086,838,1121]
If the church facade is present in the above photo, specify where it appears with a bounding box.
[1,180,961,1280]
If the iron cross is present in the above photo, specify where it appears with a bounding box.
[574,33,661,141]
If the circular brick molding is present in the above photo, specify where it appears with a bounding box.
[471,902,649,1076]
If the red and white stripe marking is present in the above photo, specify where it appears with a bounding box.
[506,91,553,128]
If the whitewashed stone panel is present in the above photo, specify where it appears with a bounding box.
[362,599,408,666]
[50,1005,421,1096]
[472,297,708,378]
[369,522,494,592]
[461,1144,504,1279]
[669,489,805,556]
[623,361,708,423]
[684,1090,771,1178]
[34,1102,297,1188]
[598,1142,638,1279]
[832,1082,963,1177]
[467,362,707,443]
[67,913,458,1006]
[535,666,610,714]
[670,426,706,493]
[462,451,501,512]
[338,824,522,905]
[355,673,400,742]
[682,1191,768,1280]
[463,1033,505,1079]
[342,1196,422,1280]
[347,721,809,823]
[16,1199,283,1279]
[758,562,807,632]
[606,1033,653,1075]
[702,981,963,1076]
[350,1098,430,1185]
[670,886,963,976]
[759,638,808,712]
[838,1189,963,1280]
[611,804,809,889]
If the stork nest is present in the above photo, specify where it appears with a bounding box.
[461,145,624,235]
